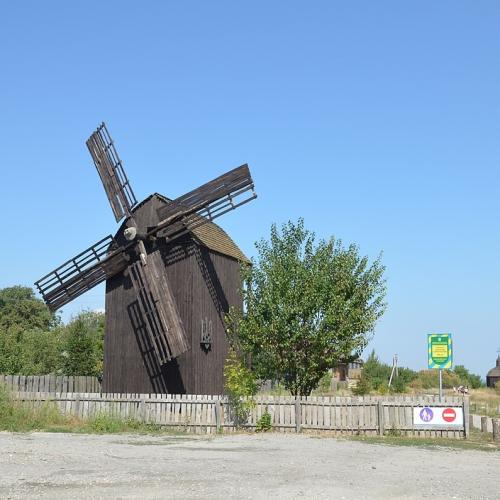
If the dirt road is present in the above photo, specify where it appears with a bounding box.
[0,432,498,499]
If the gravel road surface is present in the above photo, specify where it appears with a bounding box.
[0,432,498,499]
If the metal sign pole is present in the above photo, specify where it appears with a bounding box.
[439,368,443,402]
[428,334,452,402]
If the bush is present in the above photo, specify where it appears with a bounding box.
[317,371,332,393]
[416,370,461,389]
[453,365,483,389]
[361,351,417,394]
[390,377,407,393]
[224,348,257,427]
[61,311,104,377]
[352,375,372,395]
[255,410,272,432]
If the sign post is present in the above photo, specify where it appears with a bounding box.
[439,368,443,401]
[428,334,453,402]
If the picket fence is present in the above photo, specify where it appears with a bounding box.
[0,374,101,393]
[8,390,468,438]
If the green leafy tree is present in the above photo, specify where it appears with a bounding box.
[362,351,392,390]
[352,373,372,395]
[0,286,57,333]
[362,350,417,393]
[453,365,483,389]
[227,219,387,396]
[224,348,257,426]
[0,286,61,374]
[0,287,105,376]
[17,327,65,375]
[61,311,105,377]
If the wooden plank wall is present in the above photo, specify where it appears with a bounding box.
[103,195,242,394]
[0,375,101,393]
[6,391,468,438]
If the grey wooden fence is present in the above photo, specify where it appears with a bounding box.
[470,401,500,417]
[0,375,101,393]
[8,391,468,438]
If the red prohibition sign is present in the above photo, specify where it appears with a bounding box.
[442,408,456,422]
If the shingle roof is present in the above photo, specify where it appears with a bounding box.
[487,357,500,378]
[153,193,251,264]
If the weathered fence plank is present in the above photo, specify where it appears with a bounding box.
[4,388,468,438]
[1,375,101,394]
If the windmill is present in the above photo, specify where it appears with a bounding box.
[35,123,257,392]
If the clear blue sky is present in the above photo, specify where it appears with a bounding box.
[1,2,499,377]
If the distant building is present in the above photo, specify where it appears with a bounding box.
[486,355,500,388]
[332,359,364,382]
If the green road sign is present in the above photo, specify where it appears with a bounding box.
[428,334,452,369]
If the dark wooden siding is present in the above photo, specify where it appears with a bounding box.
[103,195,243,394]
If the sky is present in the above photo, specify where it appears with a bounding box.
[0,1,499,377]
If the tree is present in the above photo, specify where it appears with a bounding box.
[16,327,65,375]
[61,311,105,377]
[227,219,387,396]
[362,350,417,393]
[453,365,483,389]
[0,286,61,374]
[224,348,257,426]
[0,286,57,333]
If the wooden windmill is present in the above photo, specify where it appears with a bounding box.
[35,123,256,394]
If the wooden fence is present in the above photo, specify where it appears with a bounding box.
[470,401,500,417]
[7,391,468,438]
[0,375,101,393]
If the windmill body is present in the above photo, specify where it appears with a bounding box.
[35,123,256,394]
[105,194,249,394]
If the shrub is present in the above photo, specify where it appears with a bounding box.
[352,375,372,396]
[390,377,407,394]
[416,370,461,389]
[224,348,257,427]
[255,410,272,432]
[453,365,483,389]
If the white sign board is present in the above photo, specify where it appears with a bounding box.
[413,406,463,427]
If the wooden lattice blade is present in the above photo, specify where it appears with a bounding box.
[128,253,189,363]
[34,236,129,312]
[154,164,256,240]
[86,123,138,222]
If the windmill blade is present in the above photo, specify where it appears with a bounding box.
[128,252,190,363]
[154,164,257,240]
[87,123,138,222]
[34,236,129,312]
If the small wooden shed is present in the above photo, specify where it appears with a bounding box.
[486,356,500,388]
[103,194,250,395]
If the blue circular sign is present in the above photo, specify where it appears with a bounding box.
[419,407,434,422]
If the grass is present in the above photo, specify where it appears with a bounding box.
[469,388,500,417]
[349,428,500,452]
[0,384,182,435]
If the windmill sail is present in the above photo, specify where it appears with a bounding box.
[36,123,257,373]
[34,236,129,311]
[128,253,190,362]
[87,123,138,222]
[154,164,256,240]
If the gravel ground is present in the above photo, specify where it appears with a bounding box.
[0,432,499,499]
